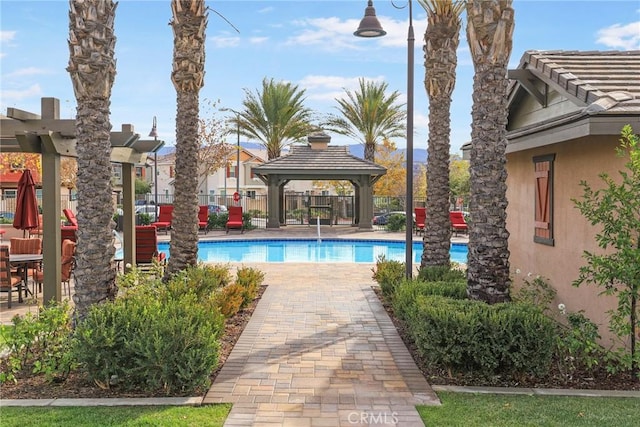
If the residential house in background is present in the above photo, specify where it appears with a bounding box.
[504,50,640,345]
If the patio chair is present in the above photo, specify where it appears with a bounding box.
[29,214,44,238]
[62,209,78,229]
[34,239,76,296]
[135,225,167,271]
[9,237,42,284]
[0,245,23,308]
[151,205,173,234]
[198,205,210,234]
[414,207,426,235]
[449,211,468,236]
[226,206,244,234]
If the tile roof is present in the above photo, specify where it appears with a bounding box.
[514,50,640,114]
[253,144,386,175]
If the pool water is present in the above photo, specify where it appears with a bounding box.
[158,239,468,264]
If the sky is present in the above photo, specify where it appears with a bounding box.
[1,0,639,156]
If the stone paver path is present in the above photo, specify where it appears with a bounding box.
[204,263,439,426]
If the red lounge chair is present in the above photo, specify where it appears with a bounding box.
[135,225,167,270]
[62,209,78,228]
[198,206,209,234]
[449,211,468,235]
[151,205,173,234]
[414,207,426,235]
[226,206,244,234]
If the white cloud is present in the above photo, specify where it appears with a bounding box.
[258,6,273,14]
[286,17,365,51]
[0,30,16,43]
[1,83,42,103]
[249,36,268,45]
[210,35,241,48]
[5,67,49,79]
[596,21,640,50]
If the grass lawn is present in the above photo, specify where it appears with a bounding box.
[0,404,232,427]
[419,392,640,426]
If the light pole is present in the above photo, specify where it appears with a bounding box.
[149,116,159,209]
[221,108,242,196]
[355,0,414,278]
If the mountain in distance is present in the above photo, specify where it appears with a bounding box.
[158,142,428,164]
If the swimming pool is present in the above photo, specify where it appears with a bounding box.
[158,239,468,264]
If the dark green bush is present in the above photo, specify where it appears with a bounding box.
[409,295,556,379]
[73,286,224,395]
[393,279,467,321]
[372,255,405,300]
[385,214,406,232]
[208,212,228,229]
[417,265,466,282]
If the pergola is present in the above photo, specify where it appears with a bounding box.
[253,132,386,229]
[0,97,164,304]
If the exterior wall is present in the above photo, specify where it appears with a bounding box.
[506,135,627,345]
[509,83,581,130]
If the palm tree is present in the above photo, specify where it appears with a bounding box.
[324,78,405,163]
[66,0,118,320]
[167,0,208,276]
[465,0,515,303]
[418,0,465,268]
[234,77,313,160]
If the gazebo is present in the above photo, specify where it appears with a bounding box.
[0,97,163,303]
[253,132,386,229]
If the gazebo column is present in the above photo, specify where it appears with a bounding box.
[121,163,136,270]
[278,185,285,225]
[266,175,281,228]
[357,175,374,230]
[40,138,62,304]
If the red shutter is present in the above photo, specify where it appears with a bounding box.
[534,160,551,240]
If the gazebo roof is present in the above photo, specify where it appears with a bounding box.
[253,144,386,178]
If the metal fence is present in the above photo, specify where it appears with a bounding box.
[0,193,432,229]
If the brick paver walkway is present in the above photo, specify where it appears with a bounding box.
[204,263,440,426]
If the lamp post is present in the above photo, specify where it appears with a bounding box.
[149,116,159,209]
[221,108,242,196]
[355,0,414,278]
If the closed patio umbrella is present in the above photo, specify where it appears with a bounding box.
[13,169,40,237]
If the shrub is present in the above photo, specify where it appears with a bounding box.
[216,284,245,317]
[235,266,265,308]
[385,214,406,232]
[0,301,75,383]
[409,295,556,379]
[417,265,466,282]
[165,264,231,299]
[394,279,467,321]
[372,255,405,300]
[73,281,224,395]
[555,310,604,377]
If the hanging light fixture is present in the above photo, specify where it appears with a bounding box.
[354,0,387,37]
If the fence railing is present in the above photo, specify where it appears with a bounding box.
[1,193,444,229]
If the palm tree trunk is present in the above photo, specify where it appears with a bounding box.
[421,3,461,268]
[67,0,118,321]
[167,0,208,276]
[466,0,514,303]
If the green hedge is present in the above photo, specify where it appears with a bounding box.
[74,274,225,395]
[393,279,467,321]
[410,295,556,378]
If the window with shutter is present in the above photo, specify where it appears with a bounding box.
[533,154,555,245]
